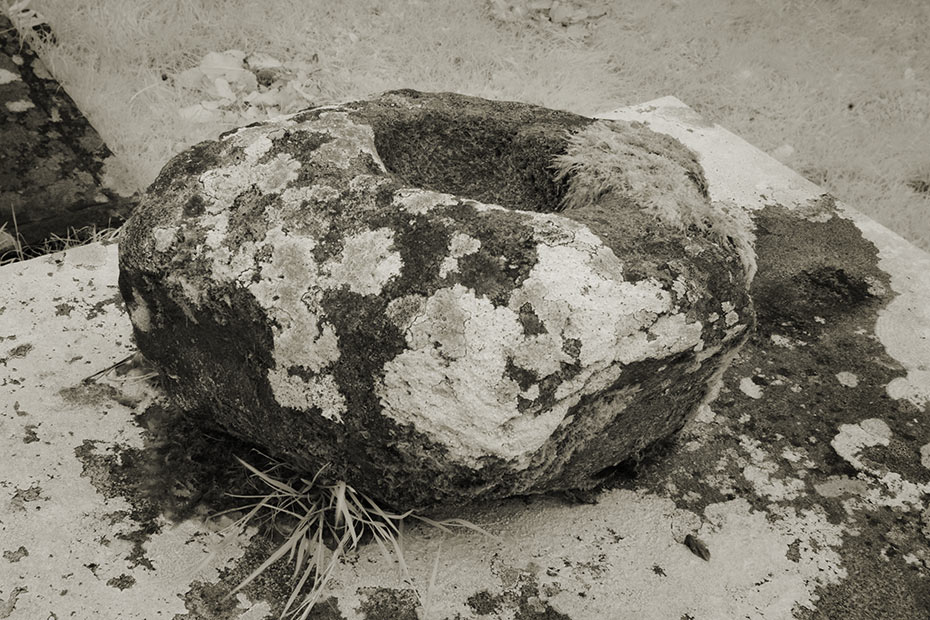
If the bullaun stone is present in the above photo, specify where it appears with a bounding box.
[118,90,755,509]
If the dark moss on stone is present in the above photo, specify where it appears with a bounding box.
[350,89,592,213]
[373,211,451,296]
[226,188,277,246]
[355,588,419,620]
[467,590,502,615]
[183,193,207,217]
[798,515,930,620]
[260,129,332,165]
[437,204,540,304]
[517,302,547,336]
[751,205,888,338]
[506,358,539,392]
[462,571,572,620]
[540,349,723,495]
[150,140,226,196]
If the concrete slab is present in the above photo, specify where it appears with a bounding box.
[2,98,929,620]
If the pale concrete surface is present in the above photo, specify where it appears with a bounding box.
[2,99,929,619]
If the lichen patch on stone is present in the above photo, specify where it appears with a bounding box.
[739,435,807,501]
[380,284,533,462]
[152,227,177,253]
[266,370,346,423]
[439,232,481,278]
[305,111,386,172]
[835,371,859,388]
[830,418,930,510]
[199,151,301,208]
[321,227,402,296]
[5,99,34,112]
[125,287,151,333]
[377,206,704,466]
[832,418,892,470]
[392,187,460,215]
[0,67,20,84]
[738,376,763,399]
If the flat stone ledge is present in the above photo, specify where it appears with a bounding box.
[1,98,929,620]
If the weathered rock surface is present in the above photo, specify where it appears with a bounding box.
[118,90,754,509]
[0,14,136,250]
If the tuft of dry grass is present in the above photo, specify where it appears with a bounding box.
[217,455,496,619]
[0,215,121,266]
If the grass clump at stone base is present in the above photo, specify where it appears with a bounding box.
[0,221,121,265]
[218,455,496,620]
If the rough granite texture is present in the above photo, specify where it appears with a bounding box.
[118,90,754,509]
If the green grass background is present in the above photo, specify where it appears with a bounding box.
[20,0,930,251]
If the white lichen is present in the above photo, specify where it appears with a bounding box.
[6,99,35,112]
[152,227,177,253]
[835,371,859,388]
[377,207,707,467]
[392,188,459,214]
[126,287,152,332]
[739,435,807,501]
[321,228,402,296]
[266,370,346,422]
[307,112,386,171]
[738,376,763,399]
[831,418,891,470]
[439,233,481,278]
[255,153,302,194]
[250,230,338,372]
[0,68,21,84]
[830,418,930,510]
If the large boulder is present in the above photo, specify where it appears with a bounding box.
[118,90,755,509]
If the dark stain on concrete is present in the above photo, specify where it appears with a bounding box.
[55,302,75,316]
[797,510,930,620]
[463,570,571,619]
[467,590,503,615]
[593,203,930,619]
[105,573,136,590]
[67,396,347,618]
[2,546,28,563]
[178,536,347,620]
[356,588,419,620]
[22,423,38,443]
[0,586,27,619]
[84,293,124,319]
[9,483,42,511]
[1,342,33,365]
